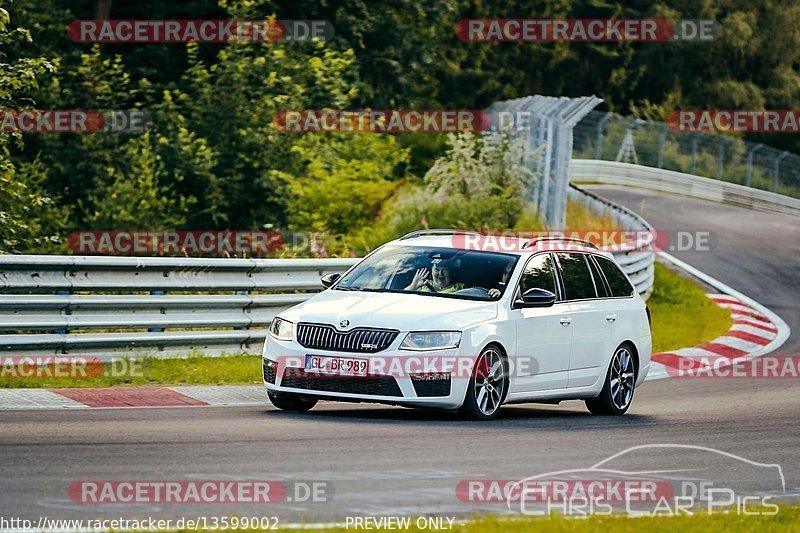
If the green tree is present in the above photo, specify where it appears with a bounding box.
[83,130,202,230]
[277,133,409,234]
[167,33,359,228]
[0,4,62,253]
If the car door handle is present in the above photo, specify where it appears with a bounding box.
[559,317,572,326]
[605,314,617,323]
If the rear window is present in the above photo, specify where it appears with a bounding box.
[555,253,597,300]
[595,255,635,297]
[587,256,611,298]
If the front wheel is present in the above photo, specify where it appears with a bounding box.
[585,344,636,416]
[458,346,508,420]
[268,391,318,412]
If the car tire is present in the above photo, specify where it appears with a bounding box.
[458,345,509,421]
[268,391,318,412]
[585,343,636,416]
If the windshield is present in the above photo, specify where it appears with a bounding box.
[334,245,518,301]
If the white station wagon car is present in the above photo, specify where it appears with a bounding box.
[262,230,652,420]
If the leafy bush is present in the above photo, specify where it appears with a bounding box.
[277,132,410,235]
[343,131,540,254]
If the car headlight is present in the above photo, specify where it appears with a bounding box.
[268,317,293,341]
[400,331,461,351]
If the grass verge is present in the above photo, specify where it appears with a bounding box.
[172,505,800,532]
[0,354,260,388]
[289,505,800,533]
[647,262,732,354]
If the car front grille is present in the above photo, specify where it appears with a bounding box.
[281,368,403,397]
[411,374,452,397]
[296,323,399,353]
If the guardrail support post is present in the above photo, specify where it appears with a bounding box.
[234,290,250,331]
[148,290,165,332]
[54,289,70,335]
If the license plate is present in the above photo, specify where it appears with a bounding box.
[305,355,369,377]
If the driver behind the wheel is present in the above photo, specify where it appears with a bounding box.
[488,262,514,298]
[405,259,465,293]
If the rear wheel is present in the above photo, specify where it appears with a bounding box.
[458,346,508,420]
[268,391,318,412]
[585,344,636,415]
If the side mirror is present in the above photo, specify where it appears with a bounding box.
[320,272,341,288]
[518,288,556,308]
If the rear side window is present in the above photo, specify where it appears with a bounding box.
[519,254,558,296]
[587,256,611,298]
[555,253,597,300]
[595,255,635,297]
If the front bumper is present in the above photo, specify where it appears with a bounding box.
[262,334,473,409]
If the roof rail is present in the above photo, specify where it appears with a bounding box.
[522,237,600,250]
[399,229,482,240]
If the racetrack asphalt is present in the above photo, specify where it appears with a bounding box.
[1,187,798,525]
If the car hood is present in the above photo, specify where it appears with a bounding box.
[281,290,498,331]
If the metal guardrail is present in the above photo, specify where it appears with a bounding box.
[1,237,654,357]
[570,159,800,216]
[0,256,357,358]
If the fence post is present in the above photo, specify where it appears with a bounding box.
[656,126,668,168]
[689,135,700,174]
[745,143,763,187]
[488,95,602,228]
[716,139,725,180]
[538,119,554,222]
[773,151,789,193]
[595,112,612,160]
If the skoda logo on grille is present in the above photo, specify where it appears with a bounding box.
[339,319,350,329]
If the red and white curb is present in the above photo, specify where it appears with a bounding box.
[646,252,790,380]
[648,294,781,379]
[0,385,266,410]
